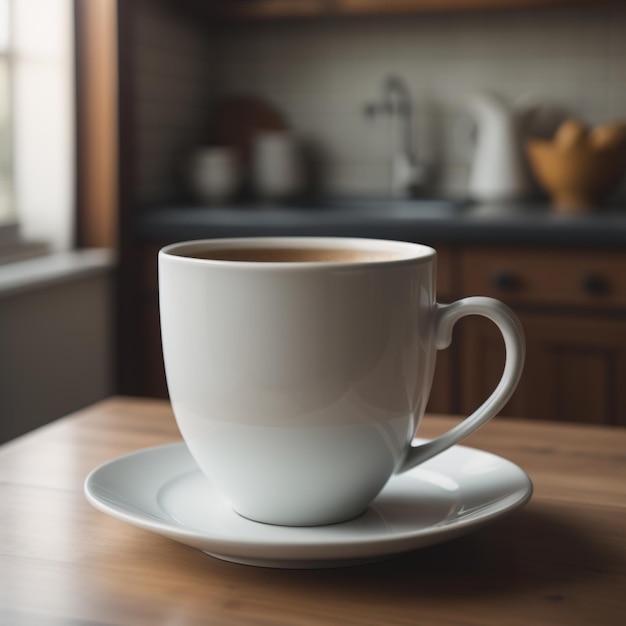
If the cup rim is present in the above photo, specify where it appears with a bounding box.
[159,237,436,269]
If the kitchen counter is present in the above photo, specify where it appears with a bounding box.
[134,198,626,246]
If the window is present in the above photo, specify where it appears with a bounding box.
[0,0,13,225]
[0,0,75,256]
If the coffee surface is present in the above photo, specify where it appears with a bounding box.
[190,247,403,263]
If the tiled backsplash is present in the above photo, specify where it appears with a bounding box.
[212,5,626,198]
[132,1,626,203]
[132,0,214,206]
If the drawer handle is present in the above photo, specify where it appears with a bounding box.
[492,270,520,292]
[581,274,609,296]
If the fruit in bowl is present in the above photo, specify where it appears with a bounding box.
[526,119,626,213]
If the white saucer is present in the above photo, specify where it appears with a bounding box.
[85,440,532,569]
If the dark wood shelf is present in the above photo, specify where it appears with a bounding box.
[180,0,608,22]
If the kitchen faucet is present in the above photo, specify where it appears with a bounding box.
[364,75,427,197]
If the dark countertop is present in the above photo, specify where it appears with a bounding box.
[134,198,626,247]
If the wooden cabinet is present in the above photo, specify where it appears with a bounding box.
[453,246,626,426]
[128,241,626,426]
[459,313,626,426]
[459,248,626,310]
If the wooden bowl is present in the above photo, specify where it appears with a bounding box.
[526,138,626,213]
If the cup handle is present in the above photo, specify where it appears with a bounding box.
[398,297,525,473]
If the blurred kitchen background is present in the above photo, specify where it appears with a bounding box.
[1,0,626,443]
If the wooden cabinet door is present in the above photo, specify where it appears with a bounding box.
[458,313,626,426]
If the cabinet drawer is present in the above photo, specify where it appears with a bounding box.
[460,247,626,309]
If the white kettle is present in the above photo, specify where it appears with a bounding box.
[467,91,532,202]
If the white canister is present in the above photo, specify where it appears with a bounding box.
[252,131,304,201]
[188,147,241,205]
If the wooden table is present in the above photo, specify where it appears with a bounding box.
[1,397,625,625]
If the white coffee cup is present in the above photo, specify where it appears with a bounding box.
[159,237,525,526]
